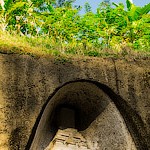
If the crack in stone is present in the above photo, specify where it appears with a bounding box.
[112,58,119,95]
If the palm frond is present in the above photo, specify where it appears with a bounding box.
[140,3,150,15]
[126,0,132,11]
[112,2,119,7]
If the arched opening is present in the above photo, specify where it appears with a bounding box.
[28,81,137,150]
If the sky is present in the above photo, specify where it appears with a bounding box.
[73,0,150,14]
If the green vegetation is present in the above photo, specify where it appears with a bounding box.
[0,0,150,58]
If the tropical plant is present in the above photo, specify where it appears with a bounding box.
[0,0,150,55]
[125,0,150,43]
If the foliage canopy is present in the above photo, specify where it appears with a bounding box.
[0,0,150,57]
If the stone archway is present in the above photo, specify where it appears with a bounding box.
[29,81,136,150]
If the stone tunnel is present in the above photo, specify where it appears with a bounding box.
[29,82,136,150]
[0,54,150,150]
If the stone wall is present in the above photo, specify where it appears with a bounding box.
[0,54,149,150]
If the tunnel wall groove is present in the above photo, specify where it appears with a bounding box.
[0,54,150,150]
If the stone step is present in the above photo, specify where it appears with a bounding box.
[45,128,90,150]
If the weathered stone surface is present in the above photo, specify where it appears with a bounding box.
[82,102,136,150]
[0,54,149,150]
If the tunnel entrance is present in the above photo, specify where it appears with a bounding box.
[29,81,136,150]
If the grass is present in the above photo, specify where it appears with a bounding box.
[0,30,150,59]
[0,31,49,56]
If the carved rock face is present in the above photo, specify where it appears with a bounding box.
[1,54,149,150]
